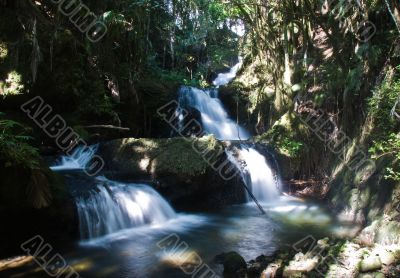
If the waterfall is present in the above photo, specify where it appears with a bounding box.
[177,86,250,140]
[177,58,249,140]
[213,57,243,87]
[176,57,281,203]
[76,177,176,239]
[50,144,98,171]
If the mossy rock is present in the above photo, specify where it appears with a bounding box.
[215,251,247,276]
[98,136,246,208]
[99,135,223,177]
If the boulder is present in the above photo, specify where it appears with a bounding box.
[360,255,382,272]
[98,136,247,209]
[282,252,319,277]
[261,260,283,278]
[216,251,247,277]
[378,249,396,266]
[247,255,274,277]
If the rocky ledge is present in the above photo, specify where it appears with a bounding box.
[98,135,247,209]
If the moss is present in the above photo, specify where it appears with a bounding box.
[104,135,224,177]
[152,136,221,176]
[256,119,306,158]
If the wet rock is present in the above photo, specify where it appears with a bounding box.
[360,255,382,272]
[247,255,274,277]
[216,251,247,277]
[247,261,263,277]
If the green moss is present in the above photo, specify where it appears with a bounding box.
[257,123,305,158]
[108,135,224,177]
[153,136,221,176]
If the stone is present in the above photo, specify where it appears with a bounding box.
[378,249,396,265]
[247,262,262,277]
[216,251,247,276]
[357,272,385,278]
[282,252,319,277]
[99,137,248,209]
[317,237,330,249]
[360,255,382,272]
[261,260,283,278]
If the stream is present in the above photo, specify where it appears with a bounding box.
[6,166,341,278]
[3,59,351,278]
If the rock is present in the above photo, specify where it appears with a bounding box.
[216,251,247,277]
[384,263,400,277]
[357,272,385,278]
[247,255,274,277]
[261,260,283,278]
[360,255,382,272]
[247,262,262,277]
[256,254,268,262]
[282,252,319,277]
[359,220,400,245]
[317,237,330,249]
[98,136,247,209]
[379,249,396,265]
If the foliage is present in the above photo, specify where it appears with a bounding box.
[368,68,400,181]
[279,137,304,158]
[0,71,24,96]
[0,114,40,170]
[0,42,7,59]
[368,68,400,135]
[258,125,304,158]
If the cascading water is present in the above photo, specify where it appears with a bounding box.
[213,57,243,87]
[177,57,281,203]
[76,177,176,239]
[177,86,250,140]
[177,58,249,140]
[226,146,280,202]
[50,144,98,171]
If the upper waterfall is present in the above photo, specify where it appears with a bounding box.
[177,58,249,140]
[177,86,250,140]
[176,58,281,203]
[213,57,243,87]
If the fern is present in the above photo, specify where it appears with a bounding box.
[0,114,39,169]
